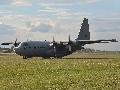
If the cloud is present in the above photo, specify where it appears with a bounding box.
[0,14,35,30]
[0,0,102,6]
[38,3,92,19]
[85,0,102,3]
[12,0,32,6]
[31,23,55,33]
[30,0,101,4]
[0,0,12,5]
[38,5,71,19]
[0,10,12,15]
[90,18,120,33]
[0,0,31,6]
[0,24,16,35]
[29,21,55,33]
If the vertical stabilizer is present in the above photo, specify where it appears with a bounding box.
[76,18,90,40]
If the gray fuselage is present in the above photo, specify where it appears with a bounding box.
[15,41,80,58]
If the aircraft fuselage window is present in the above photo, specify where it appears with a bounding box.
[23,47,26,49]
[41,46,45,48]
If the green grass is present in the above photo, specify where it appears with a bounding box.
[0,53,120,90]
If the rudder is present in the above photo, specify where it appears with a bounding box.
[76,18,90,40]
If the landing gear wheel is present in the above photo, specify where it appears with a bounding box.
[23,56,27,59]
[54,56,62,59]
[56,57,62,59]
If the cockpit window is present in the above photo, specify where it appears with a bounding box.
[22,42,28,46]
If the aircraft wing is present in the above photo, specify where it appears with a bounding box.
[60,39,118,46]
[1,43,13,45]
[1,42,21,47]
[76,39,118,45]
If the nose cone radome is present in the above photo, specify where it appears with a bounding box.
[14,47,21,55]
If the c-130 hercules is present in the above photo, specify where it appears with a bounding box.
[1,18,118,59]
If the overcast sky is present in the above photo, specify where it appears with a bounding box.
[0,0,120,51]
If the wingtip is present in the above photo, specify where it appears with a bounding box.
[111,39,118,42]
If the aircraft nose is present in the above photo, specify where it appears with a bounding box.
[14,47,20,55]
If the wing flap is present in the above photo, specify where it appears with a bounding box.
[76,39,118,45]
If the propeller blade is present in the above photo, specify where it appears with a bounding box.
[69,35,71,42]
[53,46,56,56]
[68,35,72,52]
[52,36,57,57]
[15,38,17,42]
[68,45,72,52]
[13,38,20,47]
[13,38,17,47]
[53,44,57,57]
[53,36,55,42]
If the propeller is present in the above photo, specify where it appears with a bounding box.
[12,38,21,47]
[1,38,20,47]
[59,35,72,53]
[50,35,73,56]
[52,36,57,57]
[68,35,72,52]
[13,38,18,47]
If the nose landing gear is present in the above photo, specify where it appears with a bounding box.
[23,56,27,59]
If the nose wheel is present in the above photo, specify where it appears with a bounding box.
[23,56,27,59]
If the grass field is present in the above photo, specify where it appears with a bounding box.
[0,52,120,90]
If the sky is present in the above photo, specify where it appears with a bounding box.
[0,0,120,51]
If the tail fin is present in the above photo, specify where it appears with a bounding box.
[76,18,90,40]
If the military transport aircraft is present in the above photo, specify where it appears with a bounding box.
[1,18,118,59]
